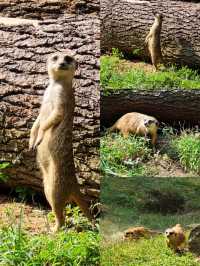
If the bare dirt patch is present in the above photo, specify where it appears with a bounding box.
[0,194,52,234]
[117,59,155,73]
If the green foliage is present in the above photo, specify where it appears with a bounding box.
[65,205,93,231]
[101,236,199,266]
[14,187,36,202]
[100,55,200,91]
[132,48,142,57]
[0,227,100,266]
[48,205,95,231]
[101,127,200,177]
[111,48,124,59]
[173,133,200,174]
[0,208,100,266]
[101,134,153,177]
[0,162,11,182]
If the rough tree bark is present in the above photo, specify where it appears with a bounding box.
[101,0,200,67]
[101,89,200,127]
[0,0,100,18]
[0,12,100,198]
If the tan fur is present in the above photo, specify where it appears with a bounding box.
[29,51,92,231]
[145,13,163,70]
[165,224,186,252]
[109,112,159,145]
[124,226,161,241]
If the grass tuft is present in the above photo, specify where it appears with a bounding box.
[100,55,200,91]
[101,134,153,177]
[101,236,199,266]
[173,133,200,174]
[0,206,100,266]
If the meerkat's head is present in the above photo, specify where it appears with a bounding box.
[165,224,182,240]
[154,13,163,22]
[144,119,159,128]
[165,228,177,240]
[47,50,77,81]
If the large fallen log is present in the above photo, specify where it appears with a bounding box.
[0,0,100,18]
[0,14,100,199]
[101,0,200,68]
[101,89,200,127]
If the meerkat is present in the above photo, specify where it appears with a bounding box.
[109,112,159,145]
[124,226,161,241]
[165,224,187,252]
[145,13,163,70]
[29,50,93,232]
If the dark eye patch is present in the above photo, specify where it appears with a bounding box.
[64,56,73,64]
[52,55,58,61]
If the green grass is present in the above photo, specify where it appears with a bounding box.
[101,134,154,177]
[101,128,200,177]
[100,175,200,235]
[173,133,200,174]
[0,162,10,182]
[101,236,199,266]
[100,55,200,91]
[0,207,100,266]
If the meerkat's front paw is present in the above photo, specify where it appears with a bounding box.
[29,138,35,151]
[34,130,44,148]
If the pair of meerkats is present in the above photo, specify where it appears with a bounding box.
[124,224,186,253]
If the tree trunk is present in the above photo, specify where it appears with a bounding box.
[101,0,200,67]
[0,12,100,199]
[101,89,200,127]
[0,0,100,18]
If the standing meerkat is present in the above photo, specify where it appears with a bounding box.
[109,112,159,145]
[29,50,93,231]
[145,13,163,70]
[165,224,187,252]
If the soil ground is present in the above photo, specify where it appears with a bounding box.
[0,194,51,234]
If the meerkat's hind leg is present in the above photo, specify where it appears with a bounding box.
[42,163,66,232]
[52,203,66,232]
[43,184,66,232]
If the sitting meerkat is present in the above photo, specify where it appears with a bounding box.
[109,112,159,145]
[145,13,163,70]
[29,50,93,231]
[124,226,161,241]
[165,224,187,252]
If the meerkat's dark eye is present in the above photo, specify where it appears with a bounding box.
[52,55,58,61]
[64,56,73,64]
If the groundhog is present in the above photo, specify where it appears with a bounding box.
[109,112,159,145]
[145,13,163,70]
[124,226,161,241]
[165,224,186,252]
[29,51,93,231]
